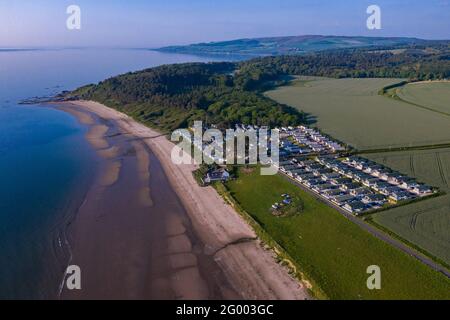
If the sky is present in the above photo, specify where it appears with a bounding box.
[0,0,449,48]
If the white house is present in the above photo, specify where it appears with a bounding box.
[204,169,230,184]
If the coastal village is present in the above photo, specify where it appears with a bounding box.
[184,124,436,215]
[274,126,434,214]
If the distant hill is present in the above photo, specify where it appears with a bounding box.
[65,41,449,132]
[155,35,443,57]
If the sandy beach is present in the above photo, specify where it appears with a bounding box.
[56,100,310,300]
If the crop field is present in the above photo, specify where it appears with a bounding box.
[224,167,450,299]
[265,77,450,150]
[364,149,450,265]
[396,82,450,116]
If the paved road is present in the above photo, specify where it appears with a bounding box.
[279,173,450,279]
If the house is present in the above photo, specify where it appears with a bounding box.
[362,176,379,185]
[411,185,433,195]
[279,150,290,158]
[350,188,373,197]
[379,171,394,181]
[341,158,353,166]
[362,194,386,205]
[387,174,408,185]
[296,173,316,182]
[400,181,419,190]
[323,189,345,198]
[274,160,293,169]
[348,158,369,170]
[378,186,399,196]
[329,163,344,172]
[305,163,323,171]
[304,179,323,188]
[343,201,366,214]
[283,145,302,154]
[370,168,387,178]
[204,168,230,184]
[297,147,311,154]
[313,184,338,193]
[353,172,371,182]
[330,177,352,185]
[355,163,369,171]
[389,191,414,202]
[321,172,341,180]
[363,165,383,174]
[298,159,316,167]
[328,142,345,152]
[372,181,391,192]
[341,183,361,191]
[290,168,309,175]
[345,168,361,177]
[280,164,297,173]
[331,194,355,206]
[313,168,332,176]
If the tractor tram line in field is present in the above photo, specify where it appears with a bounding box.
[273,125,450,277]
[435,153,448,187]
[263,78,450,281]
[409,155,415,176]
[353,142,450,155]
[279,172,450,279]
[276,126,436,216]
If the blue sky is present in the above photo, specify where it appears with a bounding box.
[0,0,449,47]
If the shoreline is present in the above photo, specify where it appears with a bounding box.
[54,103,238,299]
[53,100,310,300]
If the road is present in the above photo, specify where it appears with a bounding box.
[279,172,450,279]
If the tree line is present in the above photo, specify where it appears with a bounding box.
[66,44,449,131]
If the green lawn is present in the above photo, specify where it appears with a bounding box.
[225,167,450,299]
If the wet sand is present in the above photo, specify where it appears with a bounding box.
[55,101,310,300]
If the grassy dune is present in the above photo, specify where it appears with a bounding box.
[265,77,450,150]
[225,168,450,299]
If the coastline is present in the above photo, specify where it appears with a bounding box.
[54,100,310,300]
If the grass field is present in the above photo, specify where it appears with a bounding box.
[364,148,450,265]
[225,167,450,299]
[396,82,450,116]
[265,77,450,150]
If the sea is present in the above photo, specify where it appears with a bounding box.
[0,48,220,299]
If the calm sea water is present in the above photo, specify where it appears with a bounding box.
[0,49,218,299]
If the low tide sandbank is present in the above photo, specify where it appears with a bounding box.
[54,100,310,300]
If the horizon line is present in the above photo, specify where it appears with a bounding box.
[2,33,450,51]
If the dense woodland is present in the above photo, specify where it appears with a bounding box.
[67,44,450,131]
[68,62,305,131]
[236,45,450,90]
